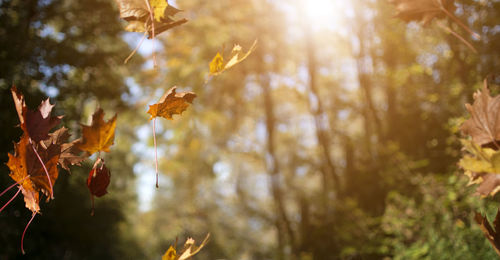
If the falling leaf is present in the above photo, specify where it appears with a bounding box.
[11,86,62,143]
[114,0,149,21]
[388,0,456,25]
[162,246,177,260]
[178,234,210,260]
[7,135,59,212]
[209,40,258,76]
[147,86,197,120]
[475,210,500,256]
[87,162,111,197]
[162,234,210,260]
[461,81,500,148]
[147,86,196,187]
[114,0,187,37]
[42,127,86,172]
[76,109,117,155]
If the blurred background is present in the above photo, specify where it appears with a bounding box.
[1,0,500,259]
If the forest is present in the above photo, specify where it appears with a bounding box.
[1,0,500,259]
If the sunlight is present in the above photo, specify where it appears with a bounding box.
[300,0,350,30]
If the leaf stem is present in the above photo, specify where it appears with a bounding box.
[436,20,477,54]
[90,190,95,216]
[0,186,21,213]
[440,6,480,40]
[144,0,157,68]
[29,138,53,199]
[124,31,148,64]
[21,212,36,255]
[153,118,159,188]
[0,176,28,198]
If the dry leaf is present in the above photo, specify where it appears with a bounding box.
[461,80,500,148]
[162,234,210,260]
[11,86,62,143]
[147,86,197,120]
[475,210,500,256]
[209,40,257,76]
[162,246,177,260]
[76,109,117,155]
[178,234,210,260]
[42,127,86,172]
[114,0,187,37]
[7,135,59,212]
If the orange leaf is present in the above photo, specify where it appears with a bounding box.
[76,109,117,155]
[7,135,59,212]
[147,86,196,120]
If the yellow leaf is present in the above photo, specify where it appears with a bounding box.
[209,39,257,76]
[162,246,176,260]
[209,53,224,75]
[150,0,168,22]
[76,109,117,155]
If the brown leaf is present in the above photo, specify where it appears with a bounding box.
[87,162,111,197]
[114,0,149,22]
[178,234,210,260]
[465,171,500,197]
[27,141,60,198]
[114,0,187,37]
[147,86,196,120]
[461,81,500,148]
[11,86,62,143]
[475,210,500,257]
[388,0,455,25]
[43,127,86,172]
[76,109,117,155]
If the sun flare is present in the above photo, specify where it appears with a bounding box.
[301,0,350,30]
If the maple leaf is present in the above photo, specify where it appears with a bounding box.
[6,135,59,212]
[42,127,86,172]
[162,234,210,260]
[114,0,187,37]
[388,0,456,25]
[76,109,117,155]
[87,162,111,198]
[11,86,62,143]
[147,86,196,187]
[147,86,197,120]
[461,81,500,148]
[209,40,258,76]
[475,210,500,256]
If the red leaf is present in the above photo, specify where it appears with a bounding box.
[87,162,111,198]
[11,86,62,143]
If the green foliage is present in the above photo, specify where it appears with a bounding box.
[381,175,498,259]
